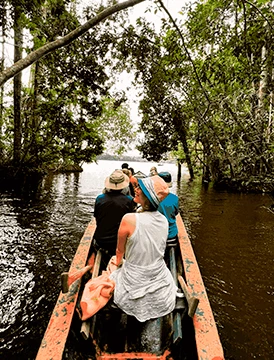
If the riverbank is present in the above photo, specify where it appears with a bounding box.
[1,161,273,195]
[214,175,274,194]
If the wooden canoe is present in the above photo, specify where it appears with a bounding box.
[134,170,147,178]
[36,214,224,360]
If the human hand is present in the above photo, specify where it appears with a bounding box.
[112,255,123,267]
[107,256,122,273]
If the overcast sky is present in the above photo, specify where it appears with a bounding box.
[129,0,186,20]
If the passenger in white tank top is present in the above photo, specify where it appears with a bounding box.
[110,175,177,322]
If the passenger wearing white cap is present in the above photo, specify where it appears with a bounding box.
[109,175,177,322]
[92,169,135,262]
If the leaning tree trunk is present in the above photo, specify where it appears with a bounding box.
[13,4,23,165]
[0,0,145,87]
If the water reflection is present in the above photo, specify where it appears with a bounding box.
[178,179,274,359]
[0,170,95,359]
[0,161,273,359]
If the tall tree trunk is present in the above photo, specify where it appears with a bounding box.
[21,61,39,164]
[266,67,274,143]
[0,4,6,159]
[177,161,181,182]
[174,112,194,180]
[258,46,267,110]
[13,4,23,165]
[257,45,267,174]
[180,136,194,180]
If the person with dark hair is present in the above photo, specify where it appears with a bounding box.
[93,169,135,263]
[121,168,137,200]
[109,175,177,322]
[158,172,179,248]
[121,163,129,169]
[121,168,132,196]
[128,166,134,175]
[128,167,138,197]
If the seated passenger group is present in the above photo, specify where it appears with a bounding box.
[91,165,179,322]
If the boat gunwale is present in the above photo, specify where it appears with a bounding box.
[177,214,224,360]
[35,219,96,360]
[36,214,224,360]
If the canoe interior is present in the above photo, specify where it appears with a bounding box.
[36,213,224,360]
[63,248,198,360]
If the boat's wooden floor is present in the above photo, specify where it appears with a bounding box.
[92,307,172,354]
[65,307,197,359]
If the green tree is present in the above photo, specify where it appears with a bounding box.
[184,0,274,186]
[113,19,195,178]
[115,0,274,188]
[0,0,146,86]
[0,0,144,171]
[95,96,136,155]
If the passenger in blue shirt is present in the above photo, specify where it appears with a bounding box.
[157,172,179,247]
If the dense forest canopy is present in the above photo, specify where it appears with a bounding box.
[0,0,274,192]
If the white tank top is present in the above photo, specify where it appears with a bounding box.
[125,211,168,266]
[110,211,177,322]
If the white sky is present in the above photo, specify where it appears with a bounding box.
[128,0,184,19]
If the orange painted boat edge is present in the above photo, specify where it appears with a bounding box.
[35,218,96,360]
[177,214,225,360]
[36,213,225,360]
[97,349,172,359]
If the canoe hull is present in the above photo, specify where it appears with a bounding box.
[36,214,224,360]
[35,220,96,360]
[176,215,224,359]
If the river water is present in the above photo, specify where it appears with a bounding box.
[0,160,273,360]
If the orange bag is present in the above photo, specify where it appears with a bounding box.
[80,270,115,321]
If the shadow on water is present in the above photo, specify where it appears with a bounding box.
[177,178,274,360]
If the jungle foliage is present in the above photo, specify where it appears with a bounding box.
[0,0,138,173]
[113,0,274,191]
[1,0,274,191]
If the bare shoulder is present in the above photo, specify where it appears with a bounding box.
[119,213,136,237]
[122,212,136,225]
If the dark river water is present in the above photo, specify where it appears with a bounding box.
[0,160,273,360]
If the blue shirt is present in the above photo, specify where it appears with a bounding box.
[158,192,179,239]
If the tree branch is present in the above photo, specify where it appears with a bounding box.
[243,0,274,32]
[0,0,146,86]
[157,0,210,103]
